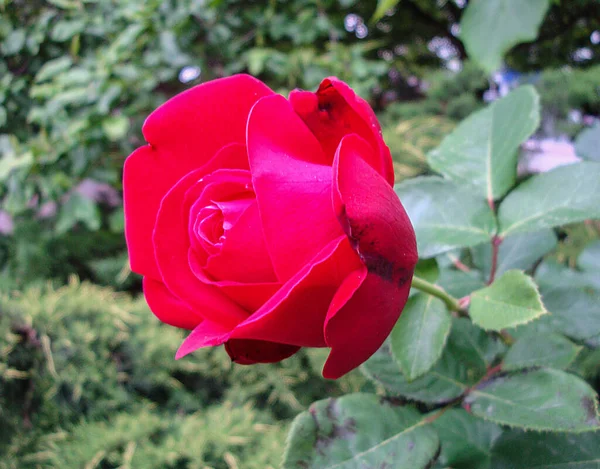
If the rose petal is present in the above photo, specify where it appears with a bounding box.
[332,134,417,282]
[143,277,203,330]
[153,168,249,327]
[124,75,271,278]
[176,320,232,359]
[322,134,418,379]
[323,271,410,379]
[247,94,343,280]
[204,202,277,283]
[188,251,281,312]
[289,77,394,185]
[224,339,300,364]
[230,236,361,347]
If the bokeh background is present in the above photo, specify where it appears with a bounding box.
[1,1,599,467]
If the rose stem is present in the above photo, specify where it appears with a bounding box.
[410,275,466,314]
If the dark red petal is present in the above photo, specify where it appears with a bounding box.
[333,134,417,282]
[322,134,418,379]
[143,277,203,330]
[289,77,394,185]
[176,320,232,359]
[153,168,249,328]
[323,271,412,379]
[124,75,270,278]
[224,339,300,365]
[230,236,361,347]
[247,94,343,280]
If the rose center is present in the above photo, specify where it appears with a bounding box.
[186,170,254,258]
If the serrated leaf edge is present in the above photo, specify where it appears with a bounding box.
[470,270,548,331]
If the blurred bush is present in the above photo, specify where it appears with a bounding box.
[0,278,367,467]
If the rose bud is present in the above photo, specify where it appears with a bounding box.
[123,75,417,379]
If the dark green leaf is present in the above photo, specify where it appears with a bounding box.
[460,0,551,73]
[470,270,547,331]
[491,429,600,469]
[391,294,451,381]
[503,333,582,371]
[362,319,498,404]
[428,86,540,200]
[281,393,440,469]
[471,230,557,277]
[433,409,502,469]
[498,162,600,237]
[466,368,600,432]
[395,177,497,258]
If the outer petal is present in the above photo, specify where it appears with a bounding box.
[124,76,273,278]
[230,236,362,347]
[322,134,418,379]
[323,271,410,379]
[224,339,300,365]
[153,168,249,327]
[289,77,394,185]
[143,277,203,330]
[176,320,232,359]
[247,94,343,280]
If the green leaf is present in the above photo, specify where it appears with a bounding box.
[56,194,101,234]
[498,162,600,237]
[535,259,600,292]
[50,19,86,42]
[491,430,600,469]
[362,319,498,404]
[575,122,600,162]
[470,270,547,331]
[35,56,73,82]
[395,177,497,258]
[1,28,27,55]
[466,368,600,432]
[578,240,600,273]
[437,268,486,298]
[0,150,33,182]
[503,333,582,371]
[428,86,540,200]
[371,0,401,23]
[537,287,600,340]
[432,409,502,469]
[391,294,451,381]
[460,0,551,73]
[281,393,440,469]
[471,230,557,277]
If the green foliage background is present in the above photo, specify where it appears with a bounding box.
[1,0,600,467]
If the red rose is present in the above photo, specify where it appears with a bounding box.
[124,75,417,379]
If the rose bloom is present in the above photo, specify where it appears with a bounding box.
[124,75,417,379]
